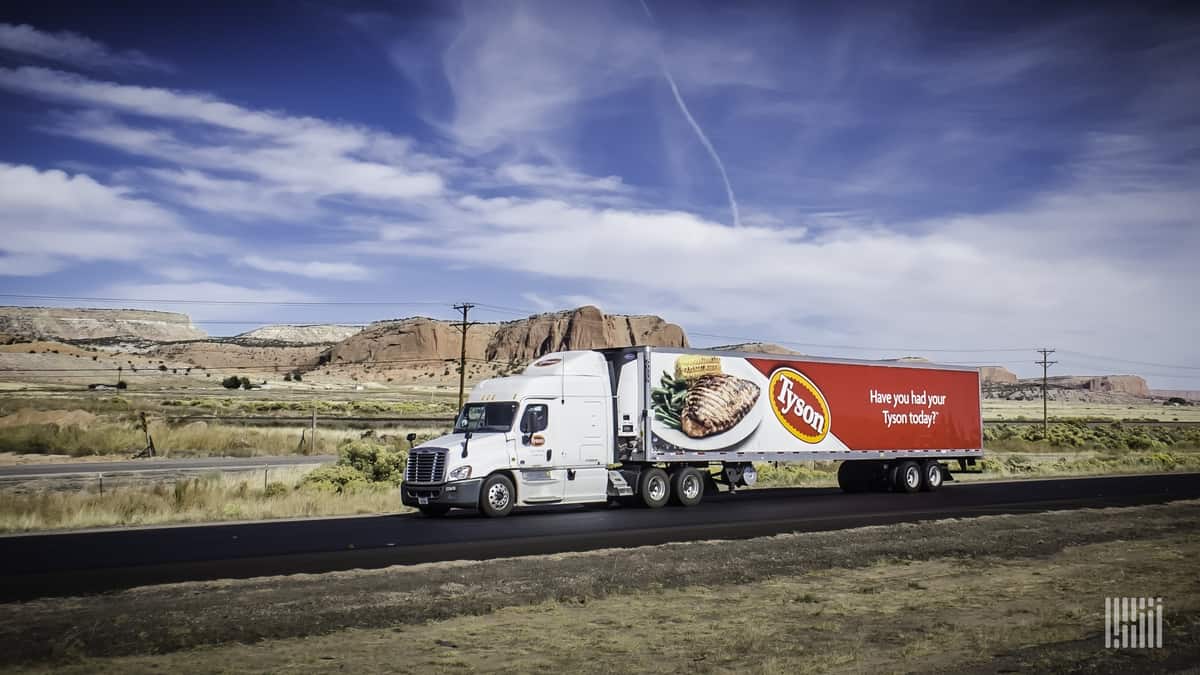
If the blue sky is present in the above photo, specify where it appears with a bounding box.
[0,1,1197,387]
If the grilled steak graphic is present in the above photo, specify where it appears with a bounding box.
[680,374,760,438]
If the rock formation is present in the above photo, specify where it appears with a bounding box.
[234,324,363,344]
[0,306,206,342]
[326,306,687,368]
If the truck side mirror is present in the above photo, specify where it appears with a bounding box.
[406,432,417,448]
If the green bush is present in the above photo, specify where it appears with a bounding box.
[263,482,290,498]
[300,439,408,492]
[222,376,242,389]
[301,464,371,493]
[339,439,407,484]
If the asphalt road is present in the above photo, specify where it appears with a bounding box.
[1,472,1197,601]
[0,455,335,478]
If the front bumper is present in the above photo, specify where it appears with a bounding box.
[401,478,482,508]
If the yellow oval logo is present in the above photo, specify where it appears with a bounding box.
[768,368,831,444]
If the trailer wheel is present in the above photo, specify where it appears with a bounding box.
[638,467,670,508]
[670,467,704,507]
[479,473,516,517]
[921,461,944,492]
[837,461,866,493]
[893,461,922,493]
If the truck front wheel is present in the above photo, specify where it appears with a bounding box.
[479,474,516,517]
[639,467,670,508]
[669,467,704,507]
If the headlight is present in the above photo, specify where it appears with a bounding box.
[449,465,472,480]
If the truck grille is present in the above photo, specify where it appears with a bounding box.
[405,448,447,484]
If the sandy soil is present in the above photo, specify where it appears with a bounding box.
[2,500,1197,673]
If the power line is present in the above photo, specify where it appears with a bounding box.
[1057,349,1200,371]
[0,294,451,307]
[1036,348,1058,437]
[451,303,477,409]
[690,331,1034,354]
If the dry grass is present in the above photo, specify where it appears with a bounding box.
[983,398,1200,421]
[16,501,1198,673]
[0,473,409,533]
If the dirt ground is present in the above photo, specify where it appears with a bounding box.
[1,500,1197,673]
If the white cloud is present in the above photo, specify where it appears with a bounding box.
[347,178,1198,375]
[0,162,218,270]
[0,67,445,203]
[0,253,64,276]
[496,163,625,193]
[239,255,370,282]
[0,22,171,72]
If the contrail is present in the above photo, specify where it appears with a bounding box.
[639,0,741,227]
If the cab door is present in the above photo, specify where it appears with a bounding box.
[514,400,564,503]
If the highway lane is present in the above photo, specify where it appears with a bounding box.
[0,455,335,478]
[1,472,1197,601]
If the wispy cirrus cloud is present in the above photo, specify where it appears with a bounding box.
[0,22,171,72]
[239,255,370,282]
[0,67,445,206]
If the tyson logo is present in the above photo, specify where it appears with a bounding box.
[768,368,831,444]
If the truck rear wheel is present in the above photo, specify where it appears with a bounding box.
[893,461,922,493]
[921,461,944,491]
[639,467,670,508]
[669,467,704,507]
[479,474,515,517]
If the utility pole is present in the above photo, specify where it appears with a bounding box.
[452,303,477,410]
[1035,348,1057,438]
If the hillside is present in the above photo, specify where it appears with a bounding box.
[0,306,205,342]
[235,324,363,344]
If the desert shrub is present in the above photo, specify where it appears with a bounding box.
[301,439,407,492]
[339,439,407,484]
[222,376,242,389]
[301,464,371,493]
[284,372,292,382]
[116,380,127,389]
[240,377,253,390]
[291,371,302,382]
[263,482,290,498]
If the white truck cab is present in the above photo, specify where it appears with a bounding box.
[401,351,614,517]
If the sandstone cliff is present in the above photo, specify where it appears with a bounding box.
[0,306,206,342]
[325,306,688,369]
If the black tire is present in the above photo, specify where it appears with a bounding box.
[670,467,705,507]
[417,504,450,517]
[921,461,944,492]
[893,460,922,493]
[479,473,516,517]
[837,461,865,493]
[638,467,670,508]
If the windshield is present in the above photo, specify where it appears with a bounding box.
[454,402,519,433]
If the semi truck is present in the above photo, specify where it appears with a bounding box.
[401,347,983,517]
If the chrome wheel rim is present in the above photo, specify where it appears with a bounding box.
[927,465,941,486]
[681,474,701,500]
[905,467,920,489]
[487,483,510,510]
[648,476,666,501]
